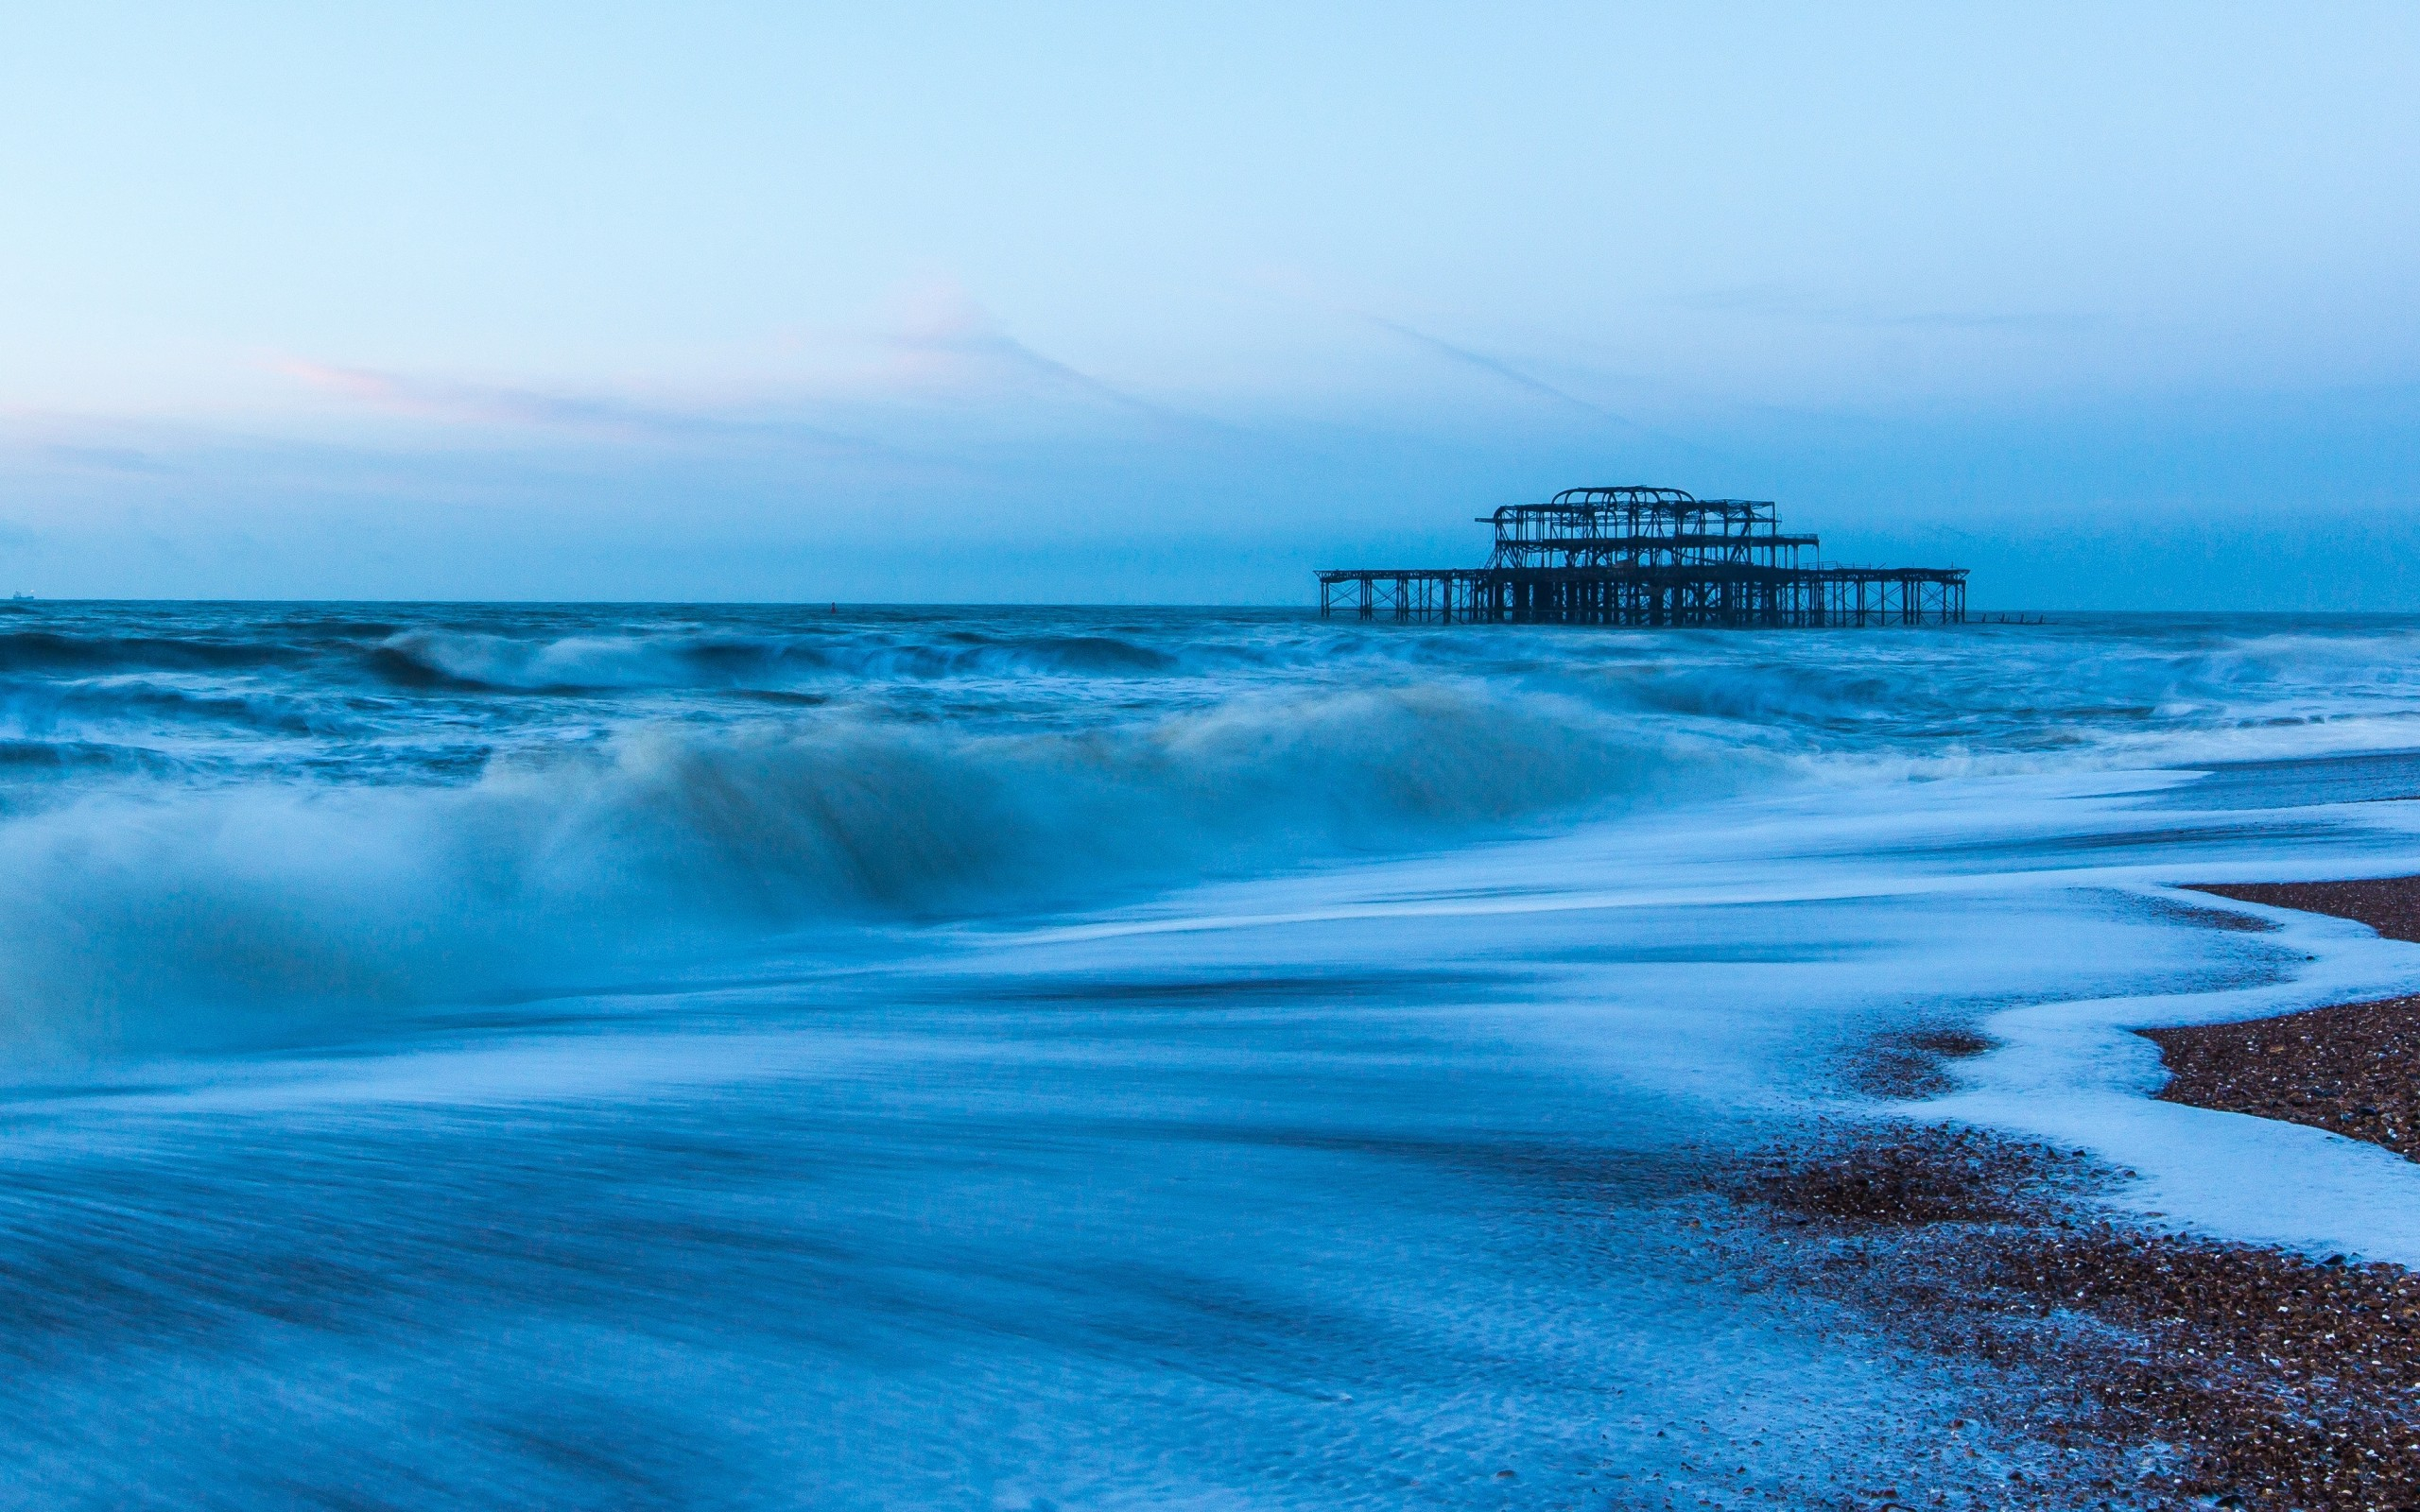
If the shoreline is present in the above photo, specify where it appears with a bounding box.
[2186,878,2420,948]
[1725,1122,2420,1509]
[1734,882,2420,1503]
[2138,876,2420,1166]
[2144,996,2420,1160]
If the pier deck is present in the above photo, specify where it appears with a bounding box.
[1316,565,1965,626]
[1318,486,1965,627]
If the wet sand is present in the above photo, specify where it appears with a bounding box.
[1728,1124,2420,1510]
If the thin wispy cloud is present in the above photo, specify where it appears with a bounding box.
[1362,315,1641,426]
[277,361,880,454]
[38,443,175,476]
[282,362,630,432]
[278,284,1194,460]
[1678,285,2101,335]
[1357,312,1717,464]
[868,281,1174,421]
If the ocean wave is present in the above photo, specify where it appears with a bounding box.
[0,629,299,676]
[360,627,1187,694]
[0,739,133,772]
[0,681,1736,1057]
[1555,624,2420,757]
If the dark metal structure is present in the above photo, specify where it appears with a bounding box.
[1317,486,1965,627]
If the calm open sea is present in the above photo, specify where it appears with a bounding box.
[6,602,2420,1507]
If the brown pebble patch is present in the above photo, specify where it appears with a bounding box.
[2142,995,2420,1161]
[1846,1025,1997,1100]
[2188,875,2420,944]
[1730,1124,2420,1510]
[1753,1122,2051,1223]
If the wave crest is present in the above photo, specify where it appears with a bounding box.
[0,682,1732,1056]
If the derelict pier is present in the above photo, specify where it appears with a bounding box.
[1317,486,1965,627]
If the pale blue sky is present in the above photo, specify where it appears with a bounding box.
[4,3,2415,605]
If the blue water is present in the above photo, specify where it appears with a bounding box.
[5,603,2420,1507]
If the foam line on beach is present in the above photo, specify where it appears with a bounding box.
[1926,887,2420,1263]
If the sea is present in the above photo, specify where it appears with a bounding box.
[6,600,2420,1508]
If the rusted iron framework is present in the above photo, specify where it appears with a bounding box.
[1317,486,1965,627]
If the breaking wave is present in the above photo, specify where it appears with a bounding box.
[0,682,1733,1056]
[360,627,1191,692]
